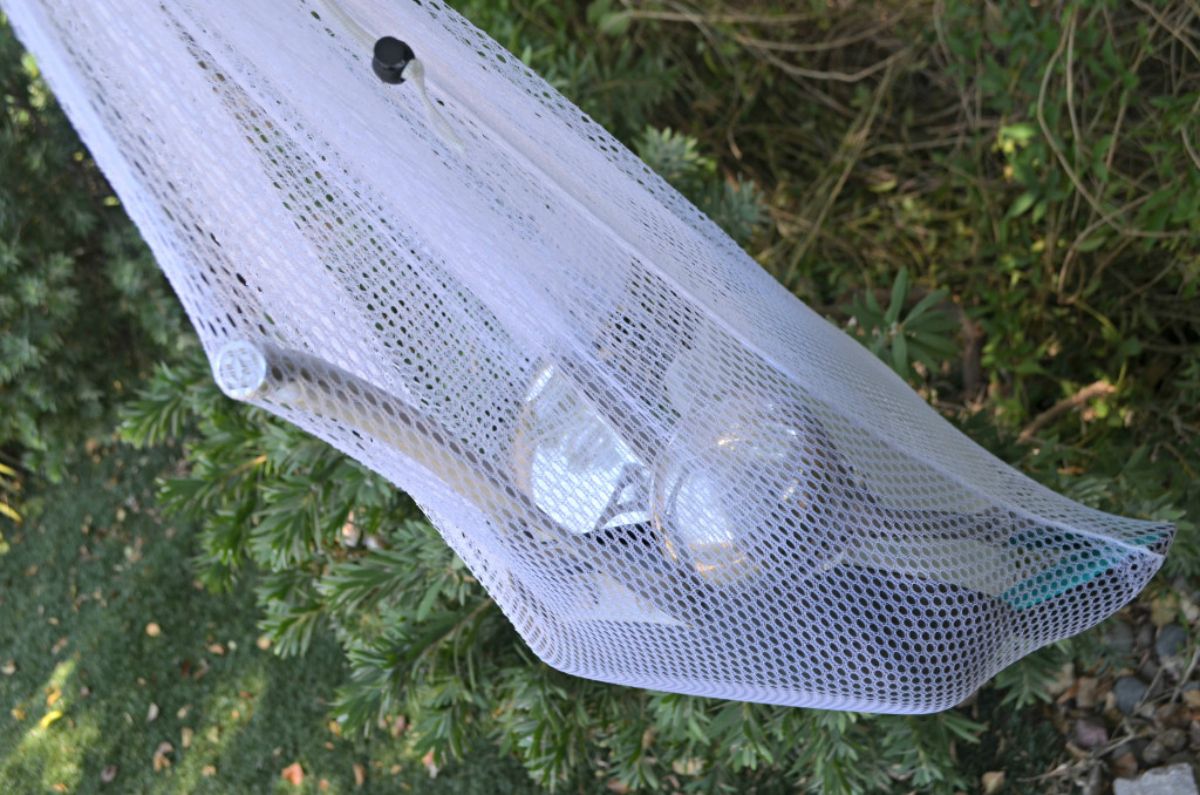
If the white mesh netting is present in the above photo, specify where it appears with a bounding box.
[3,0,1174,713]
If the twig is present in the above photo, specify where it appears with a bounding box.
[752,45,909,83]
[1065,10,1083,223]
[785,56,902,278]
[1130,0,1200,66]
[1018,381,1116,442]
[1016,763,1072,784]
[1037,12,1187,241]
[1184,127,1200,173]
[1162,442,1200,480]
[1183,95,1200,172]
[1170,647,1200,704]
[1058,195,1149,302]
[730,19,899,54]
[623,8,820,25]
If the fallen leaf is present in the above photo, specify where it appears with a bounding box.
[319,780,330,791]
[328,720,342,738]
[281,762,304,786]
[390,715,407,738]
[40,710,64,729]
[1187,690,1200,709]
[46,686,62,707]
[152,742,173,772]
[11,707,25,721]
[1046,662,1076,697]
[324,742,334,750]
[1076,676,1099,709]
[353,763,365,787]
[206,726,220,744]
[982,770,1005,794]
[390,764,402,775]
[201,765,217,778]
[1182,595,1200,625]
[256,635,272,651]
[1112,751,1137,778]
[176,705,191,719]
[145,622,162,638]
[51,784,67,792]
[100,764,118,783]
[607,781,630,793]
[146,703,160,723]
[79,686,90,698]
[422,749,439,779]
[1,661,15,675]
[207,643,226,656]
[181,727,194,749]
[51,637,68,655]
[24,564,38,577]
[1152,594,1180,628]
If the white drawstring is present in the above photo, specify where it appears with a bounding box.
[402,58,466,154]
[314,0,466,153]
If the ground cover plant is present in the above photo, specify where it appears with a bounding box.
[3,0,1200,792]
[0,443,538,794]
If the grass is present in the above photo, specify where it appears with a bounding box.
[0,441,537,794]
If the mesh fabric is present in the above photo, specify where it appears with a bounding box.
[2,0,1173,713]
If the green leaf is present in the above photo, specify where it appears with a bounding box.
[1000,122,1039,144]
[885,268,909,327]
[1074,233,1108,253]
[1007,190,1038,219]
[891,332,909,378]
[905,289,947,321]
[416,580,443,622]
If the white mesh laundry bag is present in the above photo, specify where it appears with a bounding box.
[4,0,1173,713]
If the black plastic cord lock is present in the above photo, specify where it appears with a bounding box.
[373,37,416,84]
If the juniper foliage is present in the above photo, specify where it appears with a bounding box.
[0,20,189,479]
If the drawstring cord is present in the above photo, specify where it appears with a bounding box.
[315,0,466,153]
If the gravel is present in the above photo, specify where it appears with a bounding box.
[1114,764,1199,795]
[1115,677,1150,716]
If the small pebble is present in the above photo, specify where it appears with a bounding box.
[1075,716,1108,749]
[1115,677,1149,715]
[1077,676,1099,709]
[1137,623,1155,651]
[1156,703,1186,730]
[1160,728,1188,754]
[1114,764,1200,795]
[1143,736,1170,766]
[1140,658,1162,682]
[1157,624,1188,660]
